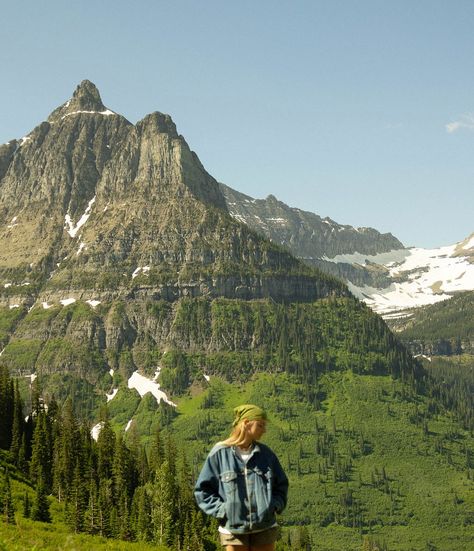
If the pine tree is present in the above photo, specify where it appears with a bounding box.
[2,469,15,524]
[30,412,52,492]
[84,478,99,535]
[31,482,51,523]
[53,399,80,502]
[149,425,164,472]
[152,460,175,545]
[97,417,115,481]
[23,491,30,519]
[10,380,24,464]
[66,464,87,533]
[0,366,14,450]
[97,478,113,538]
[131,485,152,541]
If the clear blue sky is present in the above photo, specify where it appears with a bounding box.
[1,1,473,248]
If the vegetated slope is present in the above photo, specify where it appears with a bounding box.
[392,290,474,355]
[167,370,474,551]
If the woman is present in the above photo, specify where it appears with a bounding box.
[194,404,289,551]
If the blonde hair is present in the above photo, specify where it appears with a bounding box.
[219,420,249,447]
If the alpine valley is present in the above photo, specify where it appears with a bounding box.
[0,82,473,551]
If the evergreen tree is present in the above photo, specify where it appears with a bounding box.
[0,366,14,450]
[10,380,24,464]
[2,469,15,524]
[152,460,175,545]
[85,478,99,535]
[23,491,30,519]
[149,425,164,472]
[53,399,80,502]
[131,485,152,541]
[97,417,115,481]
[97,478,113,538]
[30,412,52,492]
[31,482,51,523]
[66,463,87,533]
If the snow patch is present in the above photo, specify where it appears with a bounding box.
[19,136,31,146]
[86,299,101,308]
[91,422,104,442]
[125,420,133,432]
[109,369,114,377]
[128,369,176,406]
[60,298,76,306]
[9,304,19,309]
[132,266,150,279]
[61,109,116,120]
[106,388,118,402]
[7,216,18,229]
[24,373,37,383]
[76,242,86,255]
[64,196,96,238]
[42,302,53,309]
[203,373,210,382]
[4,283,12,288]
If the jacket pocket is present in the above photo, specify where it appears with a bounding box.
[253,467,274,523]
[219,471,238,526]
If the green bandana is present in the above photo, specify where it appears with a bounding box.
[232,404,267,427]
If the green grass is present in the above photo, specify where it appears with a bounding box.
[0,518,167,550]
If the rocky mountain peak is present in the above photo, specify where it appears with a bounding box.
[136,111,178,138]
[47,80,109,122]
[72,80,105,109]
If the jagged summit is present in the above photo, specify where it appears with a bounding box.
[47,80,112,122]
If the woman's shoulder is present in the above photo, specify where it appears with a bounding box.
[208,442,230,457]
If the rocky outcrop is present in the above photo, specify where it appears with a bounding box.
[220,184,403,259]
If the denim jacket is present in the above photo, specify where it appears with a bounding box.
[194,442,289,534]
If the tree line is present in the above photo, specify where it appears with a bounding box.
[0,364,220,549]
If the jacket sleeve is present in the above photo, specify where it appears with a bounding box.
[194,452,227,519]
[271,453,289,514]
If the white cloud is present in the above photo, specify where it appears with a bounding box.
[446,113,474,133]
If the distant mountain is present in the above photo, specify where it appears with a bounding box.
[333,235,474,318]
[220,185,474,320]
[220,183,403,289]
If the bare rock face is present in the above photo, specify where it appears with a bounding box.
[220,183,403,288]
[0,81,345,309]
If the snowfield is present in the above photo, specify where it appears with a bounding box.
[327,234,474,316]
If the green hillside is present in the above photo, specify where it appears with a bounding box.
[167,370,474,551]
[393,290,474,355]
[2,364,473,551]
